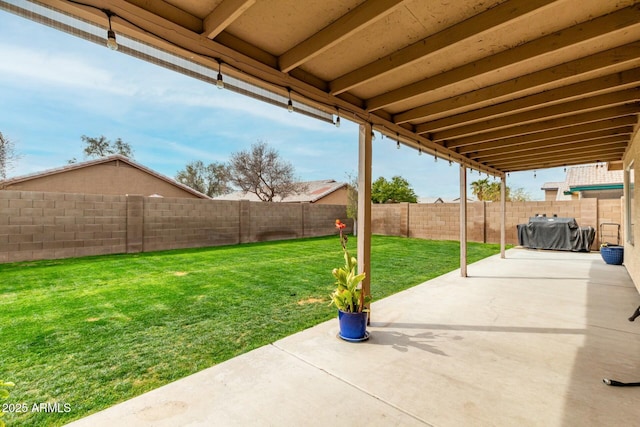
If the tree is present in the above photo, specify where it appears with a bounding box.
[470,178,531,202]
[69,135,134,163]
[470,178,491,201]
[345,172,358,235]
[0,132,21,180]
[371,176,418,203]
[227,141,306,202]
[176,160,231,197]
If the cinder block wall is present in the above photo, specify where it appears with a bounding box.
[0,191,127,263]
[0,191,348,263]
[374,199,621,247]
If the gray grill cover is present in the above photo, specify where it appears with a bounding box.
[517,217,595,252]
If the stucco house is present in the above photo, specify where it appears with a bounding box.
[542,163,623,201]
[0,155,209,199]
[215,179,348,204]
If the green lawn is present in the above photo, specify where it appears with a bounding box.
[0,235,503,426]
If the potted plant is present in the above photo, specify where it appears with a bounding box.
[330,219,371,341]
[600,243,624,265]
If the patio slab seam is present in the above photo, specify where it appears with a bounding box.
[270,342,434,427]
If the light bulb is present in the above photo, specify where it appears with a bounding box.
[106,29,118,51]
[287,99,294,113]
[396,141,400,150]
[335,116,340,128]
[216,72,224,89]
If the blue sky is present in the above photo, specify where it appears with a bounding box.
[0,10,566,200]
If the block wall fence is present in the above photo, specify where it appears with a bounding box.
[0,191,348,264]
[371,199,623,248]
[0,190,623,264]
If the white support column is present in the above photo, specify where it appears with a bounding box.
[357,123,372,314]
[460,165,467,277]
[501,175,507,259]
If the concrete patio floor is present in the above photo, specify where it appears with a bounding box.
[67,248,640,426]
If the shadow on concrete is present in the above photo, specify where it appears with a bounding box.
[560,257,640,426]
[369,329,460,355]
[371,322,586,335]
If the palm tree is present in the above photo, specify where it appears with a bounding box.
[470,178,490,201]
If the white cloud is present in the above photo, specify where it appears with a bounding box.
[0,43,134,95]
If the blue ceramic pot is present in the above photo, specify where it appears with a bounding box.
[338,310,368,339]
[601,245,624,265]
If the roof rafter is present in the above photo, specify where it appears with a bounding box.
[429,89,640,141]
[456,117,639,154]
[413,69,640,134]
[329,0,557,95]
[365,4,640,112]
[469,134,630,162]
[495,150,624,171]
[203,0,256,40]
[444,106,640,148]
[278,0,404,73]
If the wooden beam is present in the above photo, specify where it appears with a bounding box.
[365,4,640,111]
[466,128,634,159]
[500,176,506,259]
[502,153,623,172]
[203,0,256,39]
[460,165,467,277]
[471,137,628,163]
[329,0,557,95]
[428,89,640,141]
[394,44,640,124]
[279,0,404,73]
[456,117,639,153]
[358,123,373,317]
[404,68,640,130]
[494,149,624,170]
[444,106,640,148]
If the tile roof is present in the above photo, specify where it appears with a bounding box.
[565,163,623,187]
[541,163,623,200]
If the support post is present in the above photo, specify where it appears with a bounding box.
[460,165,467,277]
[358,123,372,316]
[500,175,506,258]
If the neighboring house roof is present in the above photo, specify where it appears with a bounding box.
[418,197,444,204]
[563,163,623,194]
[215,179,347,202]
[540,181,563,190]
[541,163,623,200]
[0,155,210,199]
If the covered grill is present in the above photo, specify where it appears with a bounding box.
[517,217,595,252]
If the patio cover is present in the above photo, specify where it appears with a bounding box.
[2,0,638,174]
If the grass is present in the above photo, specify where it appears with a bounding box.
[0,235,503,426]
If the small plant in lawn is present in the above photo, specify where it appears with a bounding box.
[0,380,15,427]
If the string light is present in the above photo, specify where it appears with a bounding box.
[418,146,422,155]
[106,11,117,51]
[335,116,341,128]
[434,149,437,162]
[216,61,224,89]
[533,170,537,179]
[396,133,400,149]
[287,89,293,113]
